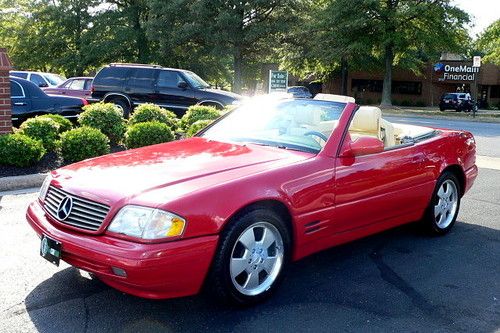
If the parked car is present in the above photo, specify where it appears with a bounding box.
[90,63,243,117]
[43,77,93,100]
[10,71,66,88]
[287,86,312,98]
[439,93,475,112]
[10,77,88,125]
[27,95,477,305]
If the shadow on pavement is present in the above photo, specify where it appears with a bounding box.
[25,221,499,333]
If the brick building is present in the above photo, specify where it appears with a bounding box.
[324,58,500,108]
[0,48,12,134]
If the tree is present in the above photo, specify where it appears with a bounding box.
[286,0,470,106]
[476,19,500,65]
[147,0,301,93]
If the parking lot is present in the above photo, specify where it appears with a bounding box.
[0,115,499,333]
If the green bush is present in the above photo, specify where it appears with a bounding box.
[180,105,220,130]
[186,119,214,137]
[125,121,174,149]
[19,117,59,151]
[38,114,73,133]
[415,100,426,107]
[400,100,412,107]
[59,127,110,163]
[129,103,178,130]
[0,134,46,167]
[78,103,126,144]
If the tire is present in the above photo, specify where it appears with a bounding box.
[207,208,291,306]
[110,97,131,118]
[421,172,461,235]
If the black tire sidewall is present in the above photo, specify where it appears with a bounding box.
[112,98,131,118]
[426,172,461,235]
[209,209,291,306]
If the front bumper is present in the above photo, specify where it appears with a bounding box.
[26,200,219,299]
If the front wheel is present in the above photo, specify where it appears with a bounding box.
[207,209,290,306]
[421,172,461,235]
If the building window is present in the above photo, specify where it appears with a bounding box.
[490,85,500,98]
[351,79,383,93]
[392,81,422,95]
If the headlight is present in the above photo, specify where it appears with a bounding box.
[39,176,51,201]
[108,205,186,240]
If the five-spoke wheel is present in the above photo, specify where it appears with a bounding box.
[207,209,290,305]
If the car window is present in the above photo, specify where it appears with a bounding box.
[128,68,156,89]
[458,94,466,99]
[10,72,28,79]
[84,79,93,90]
[68,79,86,90]
[10,81,24,98]
[96,67,130,87]
[31,73,47,86]
[43,73,65,86]
[157,70,183,88]
[443,94,456,100]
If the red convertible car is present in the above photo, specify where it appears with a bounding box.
[26,95,477,305]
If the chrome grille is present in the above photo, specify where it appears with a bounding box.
[43,186,110,231]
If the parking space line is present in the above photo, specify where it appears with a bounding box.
[476,155,500,171]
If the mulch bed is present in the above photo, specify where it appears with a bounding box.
[0,145,127,178]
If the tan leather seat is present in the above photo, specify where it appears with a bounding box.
[349,106,381,138]
[380,118,396,147]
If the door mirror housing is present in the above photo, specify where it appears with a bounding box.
[340,136,384,157]
[177,81,188,90]
[38,82,49,88]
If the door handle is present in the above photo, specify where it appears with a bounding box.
[61,91,66,95]
[14,102,27,106]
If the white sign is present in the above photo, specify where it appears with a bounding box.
[269,70,288,93]
[473,56,481,67]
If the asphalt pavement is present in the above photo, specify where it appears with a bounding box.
[0,115,498,333]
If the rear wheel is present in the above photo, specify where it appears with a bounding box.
[207,209,290,306]
[109,97,131,118]
[421,172,461,235]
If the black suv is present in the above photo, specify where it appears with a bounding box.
[90,63,242,117]
[439,93,475,112]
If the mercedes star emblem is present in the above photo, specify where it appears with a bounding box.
[57,196,73,220]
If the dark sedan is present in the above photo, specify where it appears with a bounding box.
[10,77,88,125]
[43,77,93,100]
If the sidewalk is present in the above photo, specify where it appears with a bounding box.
[379,106,500,122]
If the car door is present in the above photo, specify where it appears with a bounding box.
[66,79,88,98]
[333,114,428,233]
[152,70,196,113]
[10,80,31,122]
[30,73,49,88]
[125,68,157,105]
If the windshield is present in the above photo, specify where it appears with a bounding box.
[183,71,210,89]
[44,73,66,86]
[201,98,346,154]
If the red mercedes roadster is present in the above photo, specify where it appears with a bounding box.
[27,95,477,305]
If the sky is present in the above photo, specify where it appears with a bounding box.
[453,0,499,37]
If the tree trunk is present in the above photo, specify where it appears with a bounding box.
[340,57,348,96]
[131,4,149,63]
[380,44,394,107]
[233,46,243,94]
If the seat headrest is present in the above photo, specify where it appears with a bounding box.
[350,107,381,133]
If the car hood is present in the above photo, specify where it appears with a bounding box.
[201,88,243,100]
[51,137,311,206]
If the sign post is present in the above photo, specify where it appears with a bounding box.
[472,56,481,118]
[268,70,288,93]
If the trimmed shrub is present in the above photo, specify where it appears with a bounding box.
[180,105,220,130]
[38,114,73,133]
[78,103,126,144]
[125,121,174,149]
[19,117,59,151]
[129,103,178,130]
[415,100,426,107]
[0,134,46,167]
[186,119,214,137]
[59,127,110,163]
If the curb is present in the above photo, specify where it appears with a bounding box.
[0,173,47,192]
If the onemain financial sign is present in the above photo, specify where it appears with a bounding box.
[434,62,479,82]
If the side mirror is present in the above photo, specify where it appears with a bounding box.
[38,82,49,88]
[177,81,188,89]
[341,136,384,157]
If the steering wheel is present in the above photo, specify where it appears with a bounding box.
[304,130,328,143]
